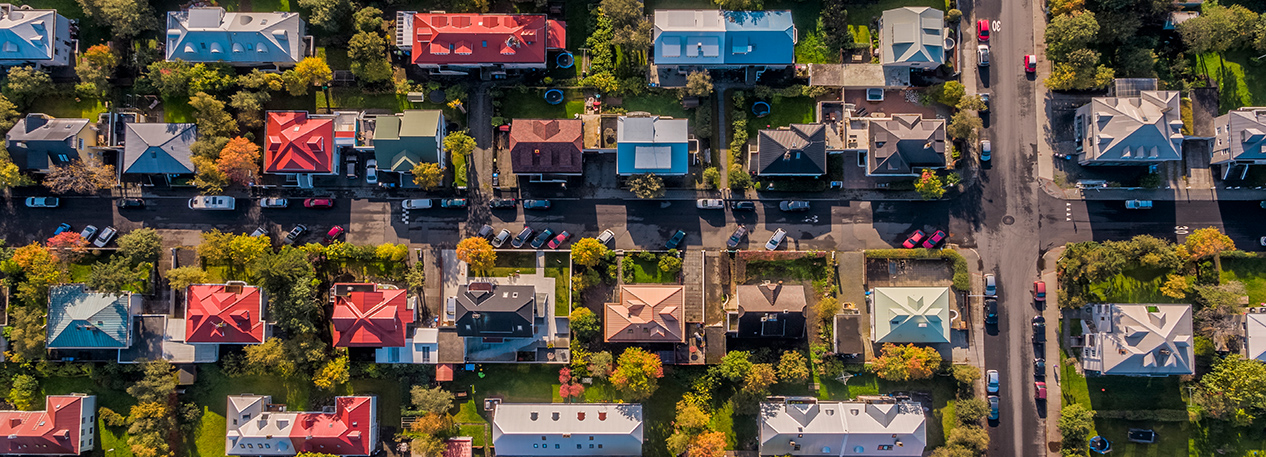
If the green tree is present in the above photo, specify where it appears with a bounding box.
[456,237,496,272]
[411,162,444,189]
[76,0,157,39]
[915,170,945,200]
[930,81,966,107]
[629,173,665,198]
[0,94,20,133]
[146,60,193,98]
[117,228,162,266]
[76,45,119,97]
[192,155,228,194]
[571,238,610,267]
[189,92,238,138]
[702,167,721,189]
[1048,0,1085,16]
[349,31,386,62]
[87,256,145,294]
[951,364,980,386]
[166,266,208,291]
[283,57,333,96]
[239,69,284,91]
[198,230,269,269]
[610,347,663,400]
[613,20,654,52]
[712,0,760,10]
[0,149,30,191]
[684,71,713,97]
[353,6,383,33]
[658,255,682,274]
[444,131,477,162]
[7,305,45,362]
[296,0,352,33]
[947,425,989,454]
[230,90,272,130]
[1059,403,1096,451]
[411,385,455,414]
[570,307,601,343]
[4,66,52,108]
[187,64,234,94]
[1045,12,1100,61]
[777,351,810,383]
[1179,4,1258,55]
[675,401,710,430]
[717,351,753,382]
[955,397,989,425]
[242,338,297,376]
[351,57,393,84]
[7,374,41,410]
[589,351,614,378]
[872,343,942,381]
[947,110,982,142]
[127,360,177,404]
[1196,355,1266,423]
[251,247,321,335]
[956,95,987,111]
[599,0,642,27]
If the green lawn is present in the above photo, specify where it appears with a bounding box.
[622,91,691,120]
[347,378,406,428]
[1195,51,1266,115]
[28,95,108,120]
[563,0,591,51]
[1221,256,1266,306]
[163,97,195,123]
[1086,376,1184,411]
[625,254,678,284]
[499,89,586,120]
[459,423,488,447]
[484,251,537,277]
[16,0,109,46]
[743,255,834,284]
[317,88,454,117]
[1060,347,1091,409]
[455,399,488,423]
[543,251,571,316]
[1096,420,1189,457]
[1087,267,1181,304]
[747,96,817,140]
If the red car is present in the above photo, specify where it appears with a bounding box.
[1034,280,1047,302]
[305,198,334,209]
[547,231,571,249]
[977,20,990,42]
[1024,54,1037,73]
[1035,381,1047,400]
[922,230,947,249]
[325,225,345,243]
[902,230,927,249]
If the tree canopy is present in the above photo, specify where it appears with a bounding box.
[456,237,496,272]
[610,347,663,400]
[872,343,942,381]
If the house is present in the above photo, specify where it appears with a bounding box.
[1080,303,1193,376]
[375,328,439,363]
[869,287,951,344]
[371,110,446,174]
[616,116,689,176]
[166,7,308,66]
[5,113,98,172]
[1212,107,1266,178]
[46,284,136,350]
[864,114,946,177]
[225,395,378,456]
[879,7,946,70]
[0,4,73,68]
[509,118,583,181]
[453,282,535,338]
[605,285,686,343]
[758,397,926,457]
[1074,90,1184,166]
[399,12,566,74]
[651,10,796,71]
[265,111,338,187]
[121,123,196,176]
[730,282,807,338]
[491,403,644,456]
[186,282,266,345]
[1244,309,1266,362]
[754,124,828,177]
[0,394,97,455]
[331,283,414,348]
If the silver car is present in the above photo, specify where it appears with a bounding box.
[492,229,512,248]
[765,228,787,250]
[259,198,288,208]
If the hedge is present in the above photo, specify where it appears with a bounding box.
[866,248,970,292]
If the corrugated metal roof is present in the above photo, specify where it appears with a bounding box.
[47,284,132,349]
[166,7,304,65]
[123,123,196,174]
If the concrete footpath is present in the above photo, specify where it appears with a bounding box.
[1041,246,1066,454]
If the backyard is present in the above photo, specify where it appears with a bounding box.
[1087,267,1184,304]
[622,251,681,284]
[498,89,586,121]
[1195,51,1266,115]
[544,251,572,316]
[28,95,108,120]
[483,251,537,277]
[1220,255,1266,306]
[745,96,817,141]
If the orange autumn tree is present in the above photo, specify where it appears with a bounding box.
[687,431,727,457]
[455,237,496,272]
[872,343,942,381]
[217,137,261,186]
[45,231,88,263]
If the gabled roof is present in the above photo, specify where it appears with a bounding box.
[47,284,133,349]
[605,285,685,343]
[1213,107,1266,164]
[1080,90,1184,163]
[652,10,796,66]
[734,283,807,338]
[616,116,689,175]
[186,283,265,344]
[0,395,93,455]
[509,119,583,174]
[869,287,951,344]
[453,283,534,338]
[5,114,88,170]
[759,399,926,457]
[1082,303,1193,376]
[0,5,63,63]
[331,283,413,347]
[166,7,305,64]
[226,395,378,456]
[880,7,945,66]
[372,110,443,172]
[492,403,643,457]
[756,124,827,176]
[123,123,196,174]
[868,114,946,176]
[266,111,334,174]
[410,13,565,66]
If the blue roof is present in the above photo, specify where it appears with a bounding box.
[47,284,132,349]
[123,123,196,174]
[616,116,690,175]
[653,10,795,67]
[0,7,65,63]
[166,7,305,65]
[617,143,689,175]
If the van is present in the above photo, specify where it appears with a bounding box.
[189,196,236,210]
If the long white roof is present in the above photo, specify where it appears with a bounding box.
[492,403,643,456]
[760,400,926,456]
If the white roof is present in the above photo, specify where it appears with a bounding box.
[225,395,300,455]
[163,317,217,363]
[1080,91,1184,163]
[759,400,926,456]
[375,328,439,364]
[617,116,688,143]
[1248,312,1266,362]
[869,287,951,343]
[880,7,945,66]
[492,403,643,456]
[166,7,304,65]
[632,145,673,169]
[1082,303,1193,376]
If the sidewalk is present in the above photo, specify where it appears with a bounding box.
[1041,246,1066,455]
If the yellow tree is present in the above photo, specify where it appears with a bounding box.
[1185,227,1235,259]
[217,137,261,186]
[610,347,663,400]
[456,237,496,272]
[872,343,942,381]
[284,57,333,95]
[570,237,609,267]
[411,162,444,189]
[687,431,727,457]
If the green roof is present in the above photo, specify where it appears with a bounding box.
[47,284,133,349]
[373,110,444,172]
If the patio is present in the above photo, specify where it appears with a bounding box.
[843,89,941,119]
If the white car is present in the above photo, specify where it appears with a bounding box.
[189,196,236,210]
[80,225,98,242]
[259,198,288,208]
[366,159,379,185]
[25,197,59,208]
[598,229,616,245]
[765,228,787,250]
[93,226,117,247]
[402,199,433,210]
[980,140,992,161]
[696,199,725,210]
[977,45,991,67]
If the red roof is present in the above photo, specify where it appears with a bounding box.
[292,397,376,456]
[186,283,265,344]
[509,119,584,174]
[411,13,567,66]
[436,364,454,382]
[332,284,413,347]
[265,111,334,174]
[0,396,86,455]
[444,437,473,457]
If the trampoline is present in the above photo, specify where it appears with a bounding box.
[556,52,575,68]
[544,89,564,105]
[752,101,771,117]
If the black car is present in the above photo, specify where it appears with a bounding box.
[731,201,756,211]
[985,298,998,325]
[1032,315,1046,343]
[1034,358,1046,377]
[489,198,517,209]
[283,224,307,245]
[666,230,686,250]
[117,198,145,208]
[511,226,534,248]
[726,226,748,249]
[530,229,555,249]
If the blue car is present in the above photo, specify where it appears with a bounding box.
[666,230,686,250]
[987,369,999,394]
[53,223,71,235]
[988,395,999,420]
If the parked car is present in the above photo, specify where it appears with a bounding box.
[1035,358,1046,377]
[345,154,358,178]
[547,231,571,249]
[730,201,756,211]
[977,45,991,66]
[1125,199,1153,209]
[403,199,434,210]
[922,230,946,249]
[259,198,288,208]
[726,226,748,249]
[531,229,555,249]
[488,198,517,209]
[980,140,992,161]
[523,200,552,210]
[977,19,990,42]
[989,396,1000,420]
[492,229,512,248]
[1024,54,1037,73]
[93,226,117,247]
[1032,316,1046,343]
[987,370,1000,394]
[902,230,927,249]
[766,228,787,251]
[250,226,268,237]
[1035,382,1047,401]
[697,199,725,210]
[980,93,990,112]
[598,229,616,246]
[779,200,810,212]
[985,274,997,297]
[477,224,494,239]
[985,298,998,325]
[80,225,99,242]
[189,196,236,210]
[441,198,468,209]
[117,198,145,208]
[53,223,71,235]
[25,197,59,208]
[304,198,335,209]
[325,225,345,243]
[283,225,307,245]
[511,227,534,248]
[666,230,686,250]
[1033,280,1047,302]
[365,159,378,184]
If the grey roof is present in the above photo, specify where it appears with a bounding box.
[123,123,196,174]
[118,315,218,363]
[1081,303,1193,376]
[1212,108,1266,164]
[166,7,305,65]
[867,114,946,176]
[756,124,828,176]
[0,4,64,62]
[1246,312,1266,362]
[880,7,946,67]
[5,113,89,170]
[453,283,534,338]
[492,403,644,456]
[372,110,444,172]
[47,284,134,349]
[869,287,951,344]
[1078,90,1184,164]
[759,399,927,457]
